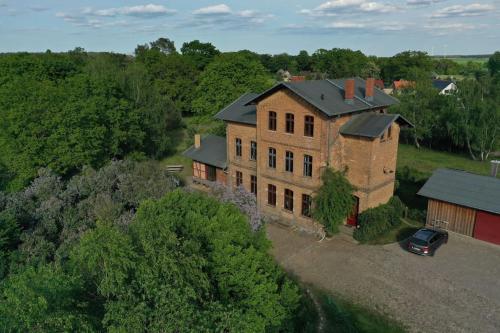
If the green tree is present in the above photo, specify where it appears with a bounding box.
[311,48,373,78]
[448,78,500,160]
[192,53,273,116]
[380,51,433,82]
[0,264,98,332]
[487,51,500,76]
[390,78,439,148]
[313,169,356,234]
[181,40,220,70]
[296,50,312,72]
[71,190,300,332]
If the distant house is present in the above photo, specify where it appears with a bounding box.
[184,78,413,229]
[432,79,456,95]
[392,80,415,92]
[290,75,306,82]
[418,168,500,245]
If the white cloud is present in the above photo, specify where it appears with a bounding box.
[302,0,399,16]
[190,4,273,28]
[193,4,232,15]
[83,4,176,18]
[406,0,446,6]
[431,3,494,18]
[325,21,366,28]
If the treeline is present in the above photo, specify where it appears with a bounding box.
[392,53,500,161]
[1,39,497,190]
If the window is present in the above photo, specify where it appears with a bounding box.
[303,155,313,177]
[268,184,276,206]
[285,151,294,173]
[236,171,242,187]
[268,148,276,168]
[301,194,312,217]
[251,175,257,195]
[284,189,294,211]
[304,116,314,137]
[235,138,242,157]
[285,113,294,133]
[268,111,277,131]
[207,166,216,181]
[250,141,257,160]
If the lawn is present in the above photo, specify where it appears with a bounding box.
[314,289,406,333]
[396,144,492,210]
[161,116,224,180]
[397,144,491,177]
[366,218,424,245]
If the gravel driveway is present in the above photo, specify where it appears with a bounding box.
[267,223,500,333]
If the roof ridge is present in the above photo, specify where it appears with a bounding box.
[326,79,374,108]
[214,92,256,120]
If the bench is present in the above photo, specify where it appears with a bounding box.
[165,165,184,173]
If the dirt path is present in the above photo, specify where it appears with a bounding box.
[267,223,500,333]
[305,288,326,332]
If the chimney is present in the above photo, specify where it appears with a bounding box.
[344,79,355,104]
[491,160,500,178]
[194,134,201,149]
[365,77,375,101]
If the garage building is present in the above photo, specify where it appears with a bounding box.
[418,168,500,245]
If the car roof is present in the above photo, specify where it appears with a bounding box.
[413,229,436,241]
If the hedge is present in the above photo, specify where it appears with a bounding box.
[353,197,405,242]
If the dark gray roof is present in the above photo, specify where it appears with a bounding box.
[246,78,399,117]
[417,168,500,215]
[432,80,453,91]
[182,135,227,169]
[214,93,258,125]
[340,113,413,138]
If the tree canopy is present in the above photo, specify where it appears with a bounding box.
[0,51,181,190]
[192,52,273,116]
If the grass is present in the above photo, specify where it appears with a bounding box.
[160,116,225,180]
[397,144,492,177]
[312,288,406,333]
[447,57,489,65]
[366,218,424,245]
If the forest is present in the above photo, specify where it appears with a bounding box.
[0,38,499,331]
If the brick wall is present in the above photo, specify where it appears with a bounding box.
[224,87,401,227]
[226,122,257,190]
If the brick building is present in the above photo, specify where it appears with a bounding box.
[184,78,411,228]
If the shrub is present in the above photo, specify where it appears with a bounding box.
[353,196,406,242]
[313,169,356,234]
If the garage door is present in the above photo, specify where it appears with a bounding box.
[474,211,500,245]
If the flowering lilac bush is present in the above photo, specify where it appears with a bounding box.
[0,160,180,271]
[202,181,263,231]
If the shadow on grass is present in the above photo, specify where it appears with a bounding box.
[396,226,421,251]
[288,271,407,333]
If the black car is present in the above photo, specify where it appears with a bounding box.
[407,228,448,256]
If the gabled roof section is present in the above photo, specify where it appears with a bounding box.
[214,93,258,125]
[417,168,500,215]
[340,113,413,138]
[432,79,453,91]
[182,135,227,169]
[245,78,399,117]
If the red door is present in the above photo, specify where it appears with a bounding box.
[347,197,359,227]
[474,211,500,245]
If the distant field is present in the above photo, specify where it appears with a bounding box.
[433,56,489,65]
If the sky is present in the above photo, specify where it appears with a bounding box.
[1,1,499,56]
